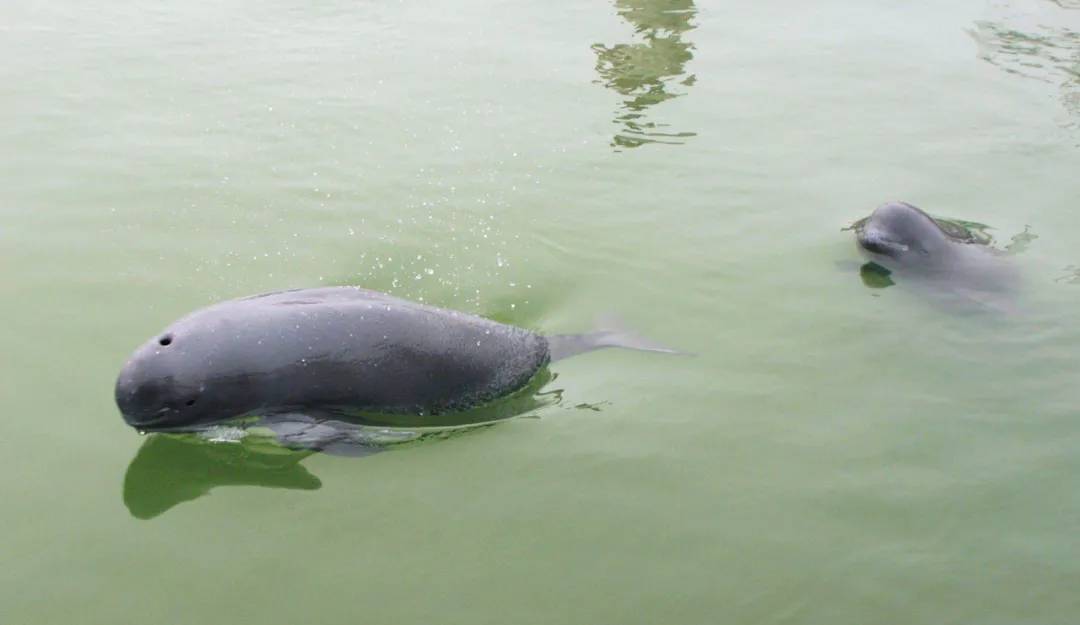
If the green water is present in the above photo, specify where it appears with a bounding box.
[4,0,1080,623]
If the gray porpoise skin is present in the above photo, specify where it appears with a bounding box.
[115,287,549,430]
[853,201,1017,307]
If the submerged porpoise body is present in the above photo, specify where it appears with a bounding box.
[115,287,670,432]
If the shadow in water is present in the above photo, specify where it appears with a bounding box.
[592,0,697,150]
[860,263,895,289]
[970,2,1080,127]
[123,434,321,520]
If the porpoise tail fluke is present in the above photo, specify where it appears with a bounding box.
[548,314,682,361]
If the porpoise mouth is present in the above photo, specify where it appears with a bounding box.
[122,410,211,433]
[121,407,176,430]
[858,231,909,257]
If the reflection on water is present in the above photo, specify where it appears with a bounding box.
[592,0,697,149]
[971,2,1080,125]
[123,435,321,520]
[859,263,895,289]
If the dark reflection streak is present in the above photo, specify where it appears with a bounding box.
[592,0,697,150]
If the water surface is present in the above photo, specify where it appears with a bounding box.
[3,1,1080,623]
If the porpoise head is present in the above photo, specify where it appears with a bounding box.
[114,314,265,431]
[856,202,949,267]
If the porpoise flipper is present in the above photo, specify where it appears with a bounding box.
[547,315,682,361]
[258,414,421,455]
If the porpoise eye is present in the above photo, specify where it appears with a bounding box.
[158,334,173,346]
[185,398,196,407]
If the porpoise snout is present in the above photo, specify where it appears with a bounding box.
[115,358,161,427]
[857,228,909,257]
[114,352,200,429]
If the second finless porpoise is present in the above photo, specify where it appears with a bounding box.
[851,201,1020,312]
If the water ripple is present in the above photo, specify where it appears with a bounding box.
[971,2,1080,128]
